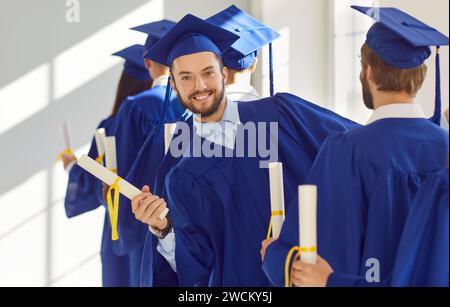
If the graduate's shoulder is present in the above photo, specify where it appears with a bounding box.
[357,118,449,146]
[97,116,115,131]
[125,87,174,119]
[338,119,449,173]
[127,86,167,104]
[236,96,279,123]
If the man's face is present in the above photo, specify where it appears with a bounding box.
[171,52,228,117]
[360,67,374,110]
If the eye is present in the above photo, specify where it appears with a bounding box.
[181,75,191,81]
[204,70,215,77]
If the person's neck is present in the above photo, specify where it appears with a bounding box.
[197,97,228,123]
[226,69,252,87]
[373,91,414,110]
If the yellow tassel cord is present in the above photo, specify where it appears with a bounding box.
[106,177,121,241]
[284,246,318,287]
[265,210,285,240]
[95,154,104,164]
[56,149,75,163]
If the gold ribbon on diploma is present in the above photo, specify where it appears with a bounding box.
[284,245,318,287]
[95,154,105,164]
[266,210,285,240]
[56,148,75,163]
[106,177,121,241]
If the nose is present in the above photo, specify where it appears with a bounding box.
[194,75,207,91]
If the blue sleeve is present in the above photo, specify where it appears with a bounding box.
[64,136,102,218]
[112,100,153,177]
[262,198,300,287]
[275,93,360,153]
[166,168,214,287]
[262,239,293,287]
[109,101,156,253]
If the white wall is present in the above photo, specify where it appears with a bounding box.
[252,0,332,107]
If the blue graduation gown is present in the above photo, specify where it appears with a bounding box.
[164,93,358,287]
[64,116,133,287]
[65,117,114,218]
[108,85,184,284]
[100,214,132,287]
[127,115,192,287]
[391,168,449,287]
[263,118,449,287]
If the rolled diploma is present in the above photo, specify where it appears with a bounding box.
[268,162,285,239]
[104,137,117,171]
[94,128,106,160]
[77,155,168,220]
[298,185,317,264]
[61,122,71,150]
[164,123,177,154]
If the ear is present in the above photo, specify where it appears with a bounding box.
[222,66,229,84]
[143,59,152,70]
[250,57,258,73]
[366,65,374,83]
[170,77,176,90]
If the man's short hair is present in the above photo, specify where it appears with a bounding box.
[361,43,427,97]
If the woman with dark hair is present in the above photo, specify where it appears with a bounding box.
[60,44,151,287]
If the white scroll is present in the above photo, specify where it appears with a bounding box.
[104,136,117,172]
[94,128,106,162]
[60,122,71,150]
[268,162,286,239]
[298,185,317,264]
[77,155,168,220]
[164,123,177,154]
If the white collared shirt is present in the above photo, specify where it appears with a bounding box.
[366,103,426,125]
[225,83,261,102]
[152,75,170,88]
[193,98,241,150]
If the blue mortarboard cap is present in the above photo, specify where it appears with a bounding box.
[352,6,449,125]
[112,44,150,81]
[131,20,176,52]
[206,5,280,70]
[144,14,240,66]
[352,6,448,68]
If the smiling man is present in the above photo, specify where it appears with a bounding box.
[131,13,358,287]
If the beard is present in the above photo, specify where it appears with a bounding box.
[360,70,374,110]
[176,79,226,118]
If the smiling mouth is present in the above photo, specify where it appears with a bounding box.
[191,91,213,103]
